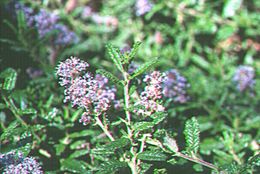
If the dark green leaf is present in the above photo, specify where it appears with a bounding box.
[134,121,154,132]
[61,159,87,173]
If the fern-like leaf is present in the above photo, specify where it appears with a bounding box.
[106,44,124,72]
[130,57,159,79]
[184,117,200,156]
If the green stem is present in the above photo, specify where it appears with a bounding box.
[123,72,139,174]
[177,152,219,172]
[95,116,115,141]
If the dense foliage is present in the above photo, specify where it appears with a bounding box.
[0,0,259,173]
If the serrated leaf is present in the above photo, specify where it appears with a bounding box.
[106,44,124,72]
[91,138,130,157]
[137,151,167,161]
[61,159,87,173]
[130,57,159,79]
[91,148,115,156]
[0,68,17,90]
[134,121,154,132]
[97,160,127,174]
[184,117,200,155]
[128,41,142,62]
[96,69,123,86]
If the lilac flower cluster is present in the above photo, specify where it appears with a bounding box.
[0,151,43,174]
[135,0,153,16]
[56,57,116,125]
[232,65,255,92]
[134,71,165,116]
[162,69,189,103]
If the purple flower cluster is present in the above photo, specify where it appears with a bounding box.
[35,9,78,45]
[162,69,189,103]
[135,0,153,16]
[56,57,116,125]
[134,71,165,116]
[233,65,255,92]
[34,9,59,38]
[12,2,78,46]
[0,151,43,174]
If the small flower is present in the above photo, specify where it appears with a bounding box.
[233,65,255,92]
[0,151,43,174]
[135,0,153,16]
[134,71,165,116]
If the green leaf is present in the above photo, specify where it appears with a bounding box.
[128,41,142,62]
[137,151,167,161]
[134,121,154,132]
[106,44,124,72]
[96,69,123,86]
[97,160,127,174]
[18,108,37,115]
[69,149,89,159]
[184,117,200,155]
[17,10,27,30]
[69,130,97,138]
[0,68,17,90]
[130,57,159,79]
[61,159,88,173]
